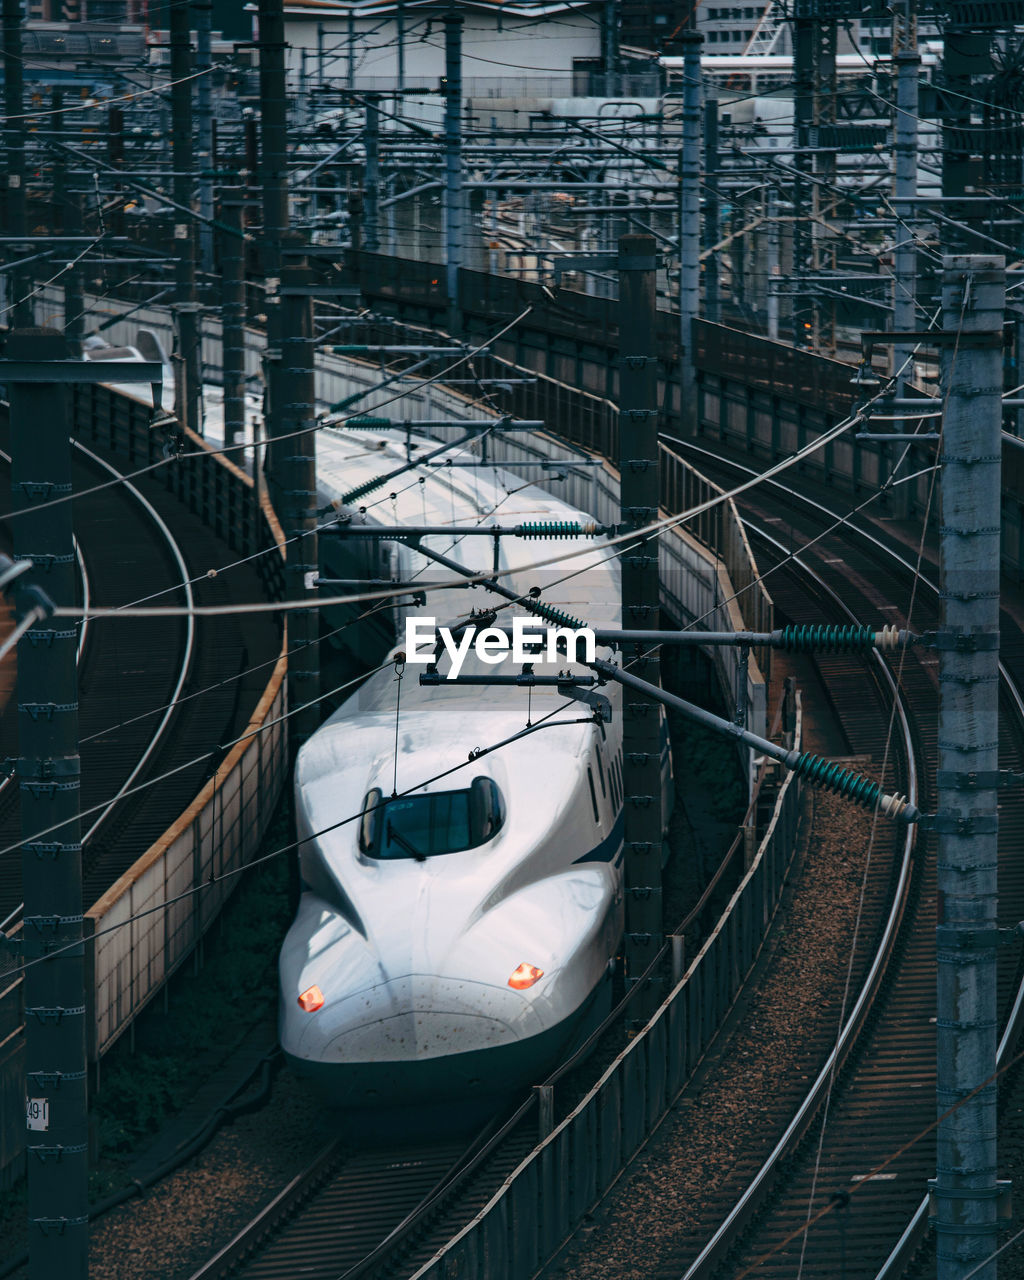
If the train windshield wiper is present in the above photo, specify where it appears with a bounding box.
[386,820,426,862]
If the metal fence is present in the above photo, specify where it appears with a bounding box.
[84,655,287,1060]
[407,703,804,1280]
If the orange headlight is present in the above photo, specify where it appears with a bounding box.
[508,963,544,991]
[297,984,324,1012]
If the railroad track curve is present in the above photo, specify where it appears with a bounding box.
[658,440,1024,1280]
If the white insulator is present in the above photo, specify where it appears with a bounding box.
[879,791,908,820]
[875,624,901,651]
[582,521,596,536]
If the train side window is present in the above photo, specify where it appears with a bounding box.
[587,767,600,825]
[595,749,607,798]
[359,787,383,854]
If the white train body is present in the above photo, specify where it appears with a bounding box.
[279,424,669,1108]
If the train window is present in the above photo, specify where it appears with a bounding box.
[360,777,505,860]
[595,750,607,799]
[587,768,600,825]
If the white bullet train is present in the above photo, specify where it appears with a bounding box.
[278,422,672,1113]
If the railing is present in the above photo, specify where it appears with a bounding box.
[404,701,803,1279]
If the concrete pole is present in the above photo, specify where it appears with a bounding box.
[364,98,381,253]
[444,6,463,332]
[678,29,702,430]
[11,329,87,1280]
[195,0,215,273]
[397,0,406,96]
[792,17,814,347]
[220,190,247,453]
[3,0,30,326]
[703,84,720,325]
[766,185,780,340]
[891,1,919,395]
[170,0,200,437]
[934,254,1005,1280]
[618,234,663,1004]
[271,238,321,749]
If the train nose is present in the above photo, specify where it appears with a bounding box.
[290,975,549,1104]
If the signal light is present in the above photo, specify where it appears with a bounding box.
[508,963,544,990]
[298,984,325,1012]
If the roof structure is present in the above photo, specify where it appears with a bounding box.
[282,0,601,17]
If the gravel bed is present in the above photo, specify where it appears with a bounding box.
[0,1068,335,1280]
[550,785,879,1280]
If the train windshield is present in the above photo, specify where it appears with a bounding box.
[359,778,505,860]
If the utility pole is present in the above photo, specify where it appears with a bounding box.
[396,0,406,96]
[170,0,201,436]
[703,84,720,325]
[10,330,85,1280]
[677,28,702,431]
[258,0,289,359]
[107,107,125,239]
[933,254,1006,1278]
[792,14,814,348]
[617,234,663,1003]
[3,335,161,1280]
[443,5,463,334]
[891,0,919,396]
[2,0,30,327]
[195,0,215,273]
[766,185,780,340]
[220,189,247,452]
[364,97,381,254]
[51,90,83,352]
[268,237,321,748]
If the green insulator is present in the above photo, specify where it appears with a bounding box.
[778,624,877,654]
[344,415,393,429]
[527,599,587,629]
[340,476,385,505]
[793,753,883,810]
[518,521,584,539]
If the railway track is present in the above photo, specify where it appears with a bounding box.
[656,440,1024,1279]
[0,430,281,951]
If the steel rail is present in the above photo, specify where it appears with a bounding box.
[70,441,196,840]
[681,521,919,1277]
[0,440,195,934]
[669,439,1024,1280]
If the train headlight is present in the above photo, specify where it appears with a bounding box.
[508,963,544,991]
[298,984,325,1012]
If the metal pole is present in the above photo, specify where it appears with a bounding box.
[766,185,780,340]
[444,6,463,332]
[271,236,320,749]
[934,254,1005,1279]
[678,29,702,430]
[397,0,405,96]
[891,5,919,396]
[617,233,663,1002]
[347,7,355,88]
[259,0,289,483]
[107,106,125,239]
[170,0,200,437]
[792,16,814,347]
[11,329,87,1280]
[220,190,246,452]
[703,83,720,325]
[3,0,30,326]
[364,98,380,253]
[195,0,215,273]
[258,0,289,276]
